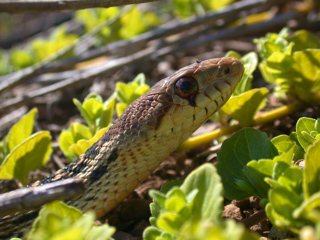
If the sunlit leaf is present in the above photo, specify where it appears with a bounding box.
[116,102,128,117]
[71,123,92,142]
[0,131,52,185]
[69,126,109,157]
[304,139,320,198]
[181,163,223,221]
[59,130,76,161]
[99,99,115,129]
[73,98,93,128]
[222,88,268,126]
[29,201,115,240]
[271,134,304,162]
[7,108,38,152]
[290,30,320,52]
[296,117,316,151]
[83,99,104,124]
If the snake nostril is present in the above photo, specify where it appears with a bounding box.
[223,67,230,75]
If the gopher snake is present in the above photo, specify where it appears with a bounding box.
[0,57,244,238]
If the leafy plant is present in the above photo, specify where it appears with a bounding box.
[115,73,150,116]
[75,7,160,45]
[144,164,258,240]
[27,201,115,240]
[216,117,320,235]
[0,27,77,75]
[0,108,52,186]
[59,93,114,161]
[59,73,149,161]
[255,28,320,103]
[216,128,278,201]
[172,0,233,18]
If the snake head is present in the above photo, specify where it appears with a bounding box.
[149,57,244,136]
[116,57,244,143]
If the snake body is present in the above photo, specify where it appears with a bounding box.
[0,57,244,238]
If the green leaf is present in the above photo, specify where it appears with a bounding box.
[71,123,92,142]
[165,188,187,213]
[83,99,104,125]
[296,117,317,151]
[294,192,320,222]
[99,99,115,129]
[58,130,76,161]
[84,92,103,103]
[29,201,115,240]
[277,166,302,193]
[10,49,34,69]
[269,187,301,218]
[217,128,278,200]
[290,30,320,52]
[180,163,223,221]
[315,118,320,132]
[271,134,304,162]
[116,82,134,104]
[116,102,128,117]
[119,7,160,39]
[265,51,294,74]
[266,186,304,231]
[31,27,77,62]
[7,108,38,152]
[304,139,320,198]
[290,49,320,103]
[234,52,258,95]
[221,88,268,126]
[143,226,163,240]
[157,212,185,235]
[69,126,109,157]
[172,0,193,18]
[0,131,52,185]
[133,72,146,85]
[254,27,291,60]
[272,143,295,165]
[177,218,259,240]
[243,160,275,199]
[272,161,290,181]
[149,190,166,209]
[73,98,93,128]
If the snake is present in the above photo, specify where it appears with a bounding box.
[0,57,244,239]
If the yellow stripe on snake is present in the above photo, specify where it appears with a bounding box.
[0,57,244,239]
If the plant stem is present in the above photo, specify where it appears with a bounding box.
[176,101,304,152]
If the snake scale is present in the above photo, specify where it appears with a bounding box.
[0,57,244,239]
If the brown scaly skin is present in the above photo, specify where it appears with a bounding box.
[0,57,244,239]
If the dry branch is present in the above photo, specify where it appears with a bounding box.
[0,0,285,91]
[0,0,313,113]
[0,6,132,94]
[0,179,85,217]
[0,9,302,112]
[0,0,162,13]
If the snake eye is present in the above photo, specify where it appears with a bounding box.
[175,77,198,98]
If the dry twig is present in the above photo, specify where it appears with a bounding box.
[0,179,85,217]
[0,0,162,13]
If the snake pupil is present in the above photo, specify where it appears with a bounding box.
[175,77,198,98]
